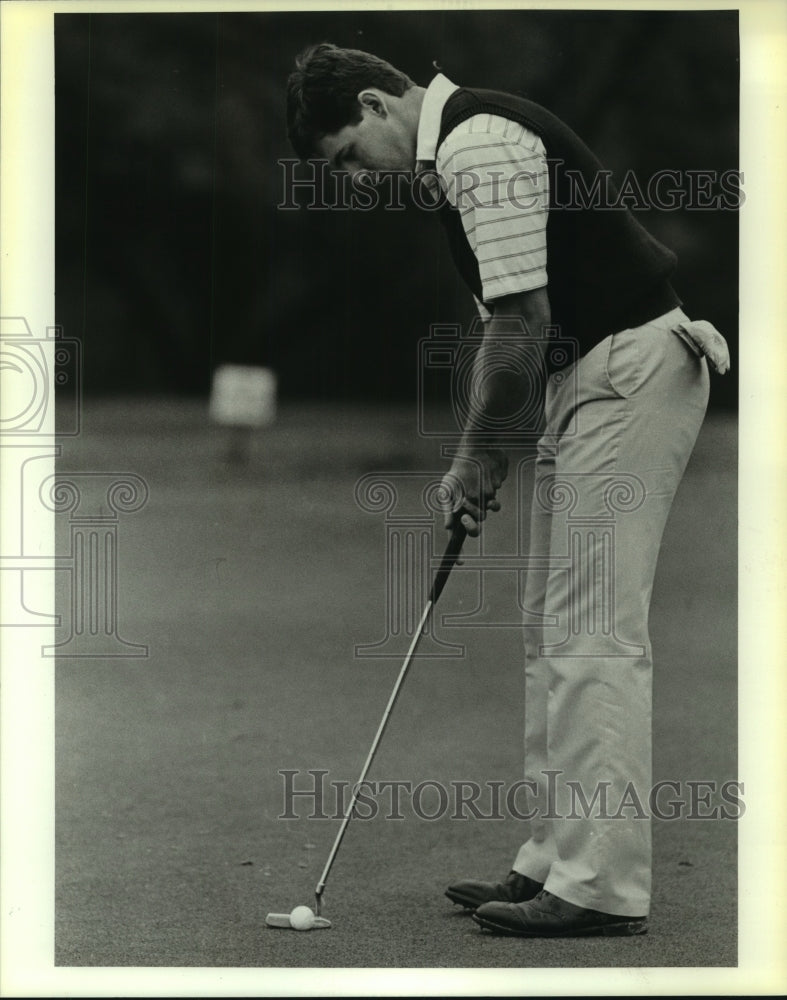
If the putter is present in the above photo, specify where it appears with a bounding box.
[266,521,467,930]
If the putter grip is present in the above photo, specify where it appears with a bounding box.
[428,523,466,606]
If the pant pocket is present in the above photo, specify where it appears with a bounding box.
[604,328,643,399]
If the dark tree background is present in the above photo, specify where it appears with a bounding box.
[55,9,739,406]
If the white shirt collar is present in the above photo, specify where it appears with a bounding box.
[416,73,460,163]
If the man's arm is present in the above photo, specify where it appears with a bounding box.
[443,286,551,536]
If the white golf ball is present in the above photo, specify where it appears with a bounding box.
[289,905,316,931]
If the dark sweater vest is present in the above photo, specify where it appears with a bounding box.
[436,88,681,365]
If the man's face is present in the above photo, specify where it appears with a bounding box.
[315,95,415,179]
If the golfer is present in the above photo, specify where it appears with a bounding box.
[285,43,729,937]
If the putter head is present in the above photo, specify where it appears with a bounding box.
[265,911,331,930]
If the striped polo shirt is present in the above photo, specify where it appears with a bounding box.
[416,74,549,318]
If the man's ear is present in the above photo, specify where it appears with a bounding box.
[357,89,387,117]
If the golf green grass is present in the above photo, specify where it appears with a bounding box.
[55,399,737,968]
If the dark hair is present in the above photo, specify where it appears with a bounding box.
[286,43,415,158]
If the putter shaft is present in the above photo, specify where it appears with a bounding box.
[314,524,466,914]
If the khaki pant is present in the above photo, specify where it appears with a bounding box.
[512,307,710,916]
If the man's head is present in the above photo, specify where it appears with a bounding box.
[286,43,423,176]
